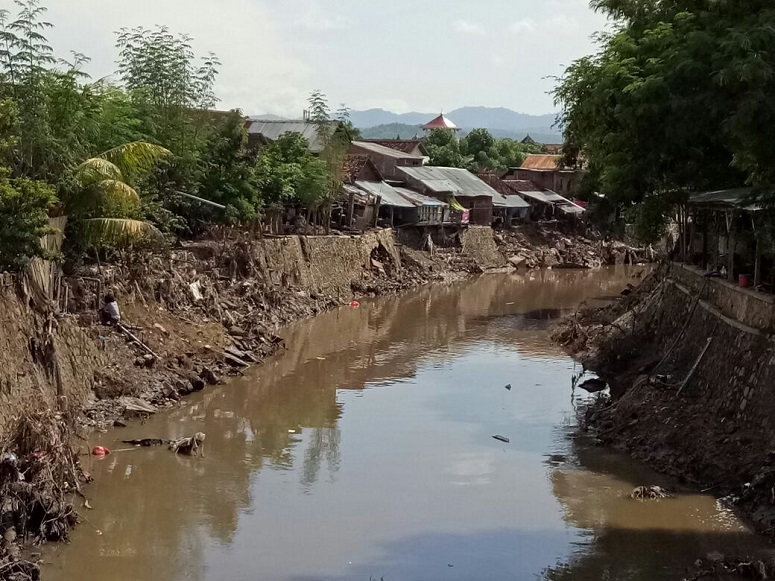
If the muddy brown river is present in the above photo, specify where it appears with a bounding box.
[46,268,772,580]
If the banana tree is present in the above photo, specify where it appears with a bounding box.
[72,141,171,246]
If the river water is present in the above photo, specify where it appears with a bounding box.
[46,268,771,580]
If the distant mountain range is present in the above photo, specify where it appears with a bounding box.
[250,106,563,143]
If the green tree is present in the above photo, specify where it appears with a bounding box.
[255,132,329,218]
[0,169,55,271]
[423,128,464,167]
[194,110,260,223]
[67,141,170,246]
[554,0,775,235]
[307,90,350,232]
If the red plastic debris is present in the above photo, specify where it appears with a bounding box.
[350,300,360,308]
[92,446,110,457]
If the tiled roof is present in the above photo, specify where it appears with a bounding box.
[502,179,542,192]
[342,155,372,184]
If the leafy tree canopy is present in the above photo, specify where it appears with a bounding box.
[554,0,775,211]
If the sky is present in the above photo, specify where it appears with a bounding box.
[45,0,607,118]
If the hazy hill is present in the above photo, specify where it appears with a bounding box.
[349,107,560,141]
[251,106,563,143]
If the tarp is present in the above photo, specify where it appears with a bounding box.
[449,197,466,211]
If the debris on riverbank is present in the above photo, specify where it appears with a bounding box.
[48,230,483,430]
[495,223,653,270]
[0,409,85,581]
[631,485,671,500]
[684,555,775,581]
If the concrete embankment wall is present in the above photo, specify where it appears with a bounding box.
[659,265,775,435]
[585,263,775,502]
[255,229,402,298]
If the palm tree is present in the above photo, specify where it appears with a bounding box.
[73,141,171,246]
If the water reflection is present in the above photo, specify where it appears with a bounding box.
[46,267,767,581]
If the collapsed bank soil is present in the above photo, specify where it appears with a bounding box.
[0,224,647,579]
[554,263,775,554]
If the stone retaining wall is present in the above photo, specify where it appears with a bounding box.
[670,263,775,333]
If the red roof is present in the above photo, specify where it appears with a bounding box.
[422,114,459,131]
[520,154,562,170]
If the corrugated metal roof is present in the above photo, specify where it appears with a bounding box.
[501,195,531,209]
[477,174,532,207]
[398,166,501,198]
[557,204,585,214]
[342,183,375,205]
[393,187,448,207]
[365,140,427,155]
[355,181,414,208]
[520,154,562,170]
[543,191,567,202]
[689,188,759,210]
[246,120,338,153]
[517,190,553,203]
[351,141,425,160]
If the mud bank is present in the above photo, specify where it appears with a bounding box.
[555,262,775,538]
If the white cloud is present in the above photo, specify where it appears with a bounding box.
[454,19,486,35]
[45,0,311,117]
[509,18,536,33]
[295,13,350,31]
[546,15,579,32]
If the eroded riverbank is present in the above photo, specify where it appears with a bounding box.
[44,269,772,581]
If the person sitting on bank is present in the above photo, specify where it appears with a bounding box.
[100,294,121,326]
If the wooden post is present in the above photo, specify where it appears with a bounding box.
[390,206,395,228]
[754,234,762,288]
[374,197,381,228]
[346,191,355,228]
[702,209,709,270]
[727,210,736,282]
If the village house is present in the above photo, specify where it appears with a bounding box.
[498,178,586,220]
[477,173,532,227]
[505,154,584,196]
[245,119,342,153]
[335,153,450,229]
[397,166,503,226]
[684,187,770,288]
[336,155,383,230]
[362,139,429,161]
[349,141,425,180]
